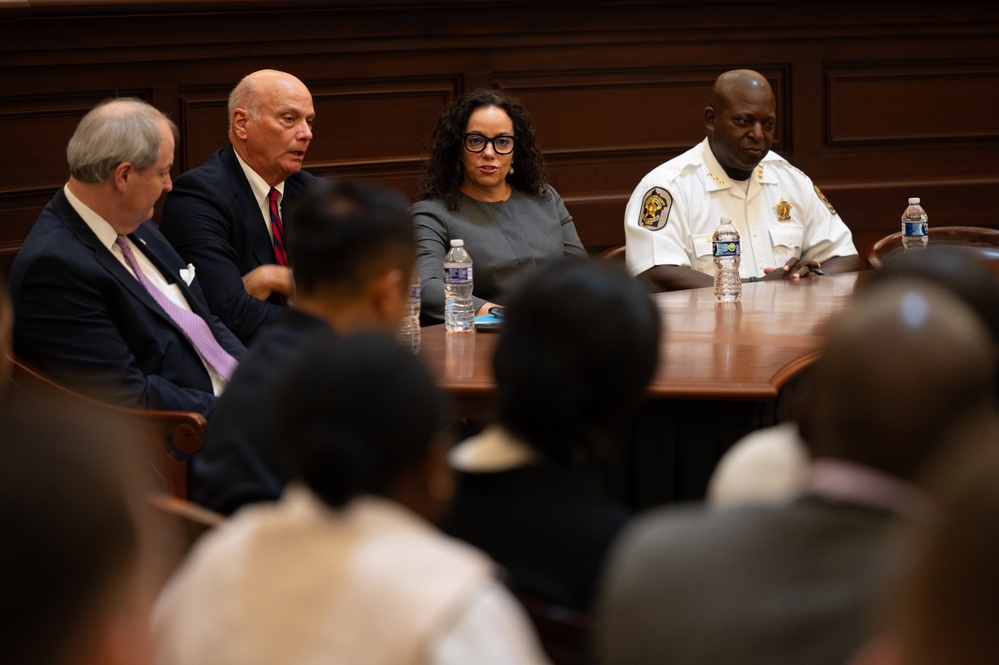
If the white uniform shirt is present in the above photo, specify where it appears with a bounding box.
[624,138,857,279]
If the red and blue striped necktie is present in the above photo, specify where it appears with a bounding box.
[268,187,288,266]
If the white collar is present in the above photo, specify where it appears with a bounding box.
[448,425,539,472]
[233,148,285,204]
[699,137,777,190]
[63,183,120,252]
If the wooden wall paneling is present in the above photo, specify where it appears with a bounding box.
[0,88,158,269]
[176,86,231,173]
[827,63,999,145]
[825,178,999,261]
[818,57,999,257]
[0,1,997,266]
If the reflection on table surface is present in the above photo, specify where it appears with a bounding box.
[419,272,861,405]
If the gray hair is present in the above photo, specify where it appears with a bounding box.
[228,74,261,132]
[66,98,177,184]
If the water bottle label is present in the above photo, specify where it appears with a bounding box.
[444,266,473,284]
[713,240,740,258]
[903,222,928,238]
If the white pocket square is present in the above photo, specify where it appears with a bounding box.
[179,264,196,286]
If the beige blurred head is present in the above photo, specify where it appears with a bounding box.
[802,279,996,483]
[2,403,180,665]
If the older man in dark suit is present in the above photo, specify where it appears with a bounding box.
[160,69,318,344]
[9,98,245,418]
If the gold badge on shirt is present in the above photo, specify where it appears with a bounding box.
[639,187,673,231]
[814,185,837,215]
[775,199,792,222]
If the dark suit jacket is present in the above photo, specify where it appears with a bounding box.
[595,497,904,665]
[193,308,336,515]
[159,146,318,345]
[443,458,630,613]
[9,188,246,418]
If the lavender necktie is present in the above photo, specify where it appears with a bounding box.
[115,235,238,382]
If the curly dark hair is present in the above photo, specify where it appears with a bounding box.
[415,88,549,210]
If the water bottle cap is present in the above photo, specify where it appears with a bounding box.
[450,239,464,247]
[908,197,920,205]
[719,216,733,224]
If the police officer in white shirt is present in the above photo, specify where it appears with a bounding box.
[624,69,860,292]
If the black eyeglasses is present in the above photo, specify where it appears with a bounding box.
[462,133,516,155]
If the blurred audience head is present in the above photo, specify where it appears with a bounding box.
[493,259,661,464]
[865,245,999,389]
[416,88,548,208]
[284,179,415,332]
[274,334,451,521]
[0,402,163,665]
[801,280,996,482]
[851,446,999,665]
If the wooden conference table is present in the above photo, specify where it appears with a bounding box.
[419,273,862,507]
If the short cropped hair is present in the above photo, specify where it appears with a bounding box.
[805,281,994,481]
[284,179,415,295]
[1,401,143,665]
[227,73,261,132]
[493,260,662,464]
[866,244,999,360]
[66,97,177,184]
[274,333,446,508]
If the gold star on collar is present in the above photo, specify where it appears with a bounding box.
[757,163,764,180]
[706,172,725,186]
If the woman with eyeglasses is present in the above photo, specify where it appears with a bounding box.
[413,89,587,323]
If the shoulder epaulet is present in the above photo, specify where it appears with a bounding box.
[769,155,811,182]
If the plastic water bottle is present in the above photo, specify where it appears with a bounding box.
[444,239,475,333]
[397,272,421,352]
[901,197,928,251]
[713,217,741,303]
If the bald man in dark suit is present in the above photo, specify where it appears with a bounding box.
[160,69,318,344]
[10,99,245,417]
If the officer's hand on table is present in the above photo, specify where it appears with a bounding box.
[760,257,826,282]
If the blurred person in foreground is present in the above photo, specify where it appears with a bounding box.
[707,245,999,508]
[1,402,171,665]
[442,259,661,612]
[193,178,415,515]
[153,334,551,665]
[413,89,587,323]
[848,447,999,665]
[595,280,997,665]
